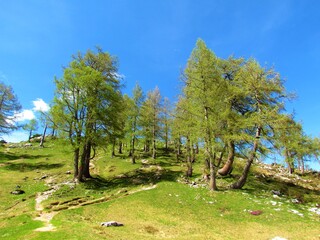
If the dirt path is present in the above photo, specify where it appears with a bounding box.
[33,177,75,232]
[33,174,157,232]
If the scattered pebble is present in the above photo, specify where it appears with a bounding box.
[289,209,304,217]
[309,207,320,215]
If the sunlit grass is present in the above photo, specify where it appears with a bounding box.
[0,140,319,239]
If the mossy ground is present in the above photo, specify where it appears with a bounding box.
[0,140,319,239]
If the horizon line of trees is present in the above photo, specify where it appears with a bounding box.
[1,40,319,189]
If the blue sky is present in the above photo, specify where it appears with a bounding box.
[1,0,320,168]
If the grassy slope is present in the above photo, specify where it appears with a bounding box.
[0,140,319,240]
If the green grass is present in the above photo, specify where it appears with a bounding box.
[0,141,319,239]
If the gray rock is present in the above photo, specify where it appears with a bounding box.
[11,189,25,195]
[101,221,124,227]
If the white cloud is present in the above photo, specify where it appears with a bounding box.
[32,98,50,112]
[2,130,28,143]
[14,109,35,122]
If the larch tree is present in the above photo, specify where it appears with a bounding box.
[218,56,246,176]
[141,86,162,159]
[0,82,21,135]
[173,96,199,177]
[161,97,172,151]
[182,39,228,190]
[229,59,287,189]
[51,48,123,182]
[125,83,144,163]
[23,119,38,142]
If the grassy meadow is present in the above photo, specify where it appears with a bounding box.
[0,139,319,240]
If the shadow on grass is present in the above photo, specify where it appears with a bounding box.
[0,152,52,163]
[83,164,182,191]
[4,162,64,172]
[243,174,320,202]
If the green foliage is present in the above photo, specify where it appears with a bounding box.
[22,119,38,141]
[50,48,124,180]
[0,82,21,135]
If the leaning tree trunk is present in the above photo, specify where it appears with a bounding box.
[218,140,235,176]
[229,126,261,189]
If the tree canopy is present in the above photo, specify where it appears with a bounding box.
[0,82,21,135]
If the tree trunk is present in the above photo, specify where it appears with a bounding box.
[165,126,168,151]
[112,139,116,158]
[186,136,193,177]
[77,145,86,182]
[285,149,294,174]
[203,106,218,190]
[118,141,123,154]
[83,141,92,178]
[131,136,136,164]
[300,158,305,174]
[51,128,55,137]
[39,124,48,147]
[218,140,235,176]
[229,126,261,189]
[73,147,80,180]
[191,144,196,163]
[209,154,217,191]
[28,130,32,142]
[152,124,156,159]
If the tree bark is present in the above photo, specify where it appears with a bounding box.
[131,136,136,164]
[229,126,261,189]
[218,140,235,176]
[111,139,116,158]
[300,158,305,174]
[186,136,193,177]
[118,141,123,154]
[83,141,92,178]
[73,147,79,180]
[209,153,217,191]
[152,124,156,159]
[285,149,294,174]
[204,106,217,191]
[76,143,87,182]
[39,124,48,147]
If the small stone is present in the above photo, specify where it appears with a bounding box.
[65,171,71,175]
[40,175,48,180]
[101,221,124,227]
[11,189,25,195]
[271,190,281,196]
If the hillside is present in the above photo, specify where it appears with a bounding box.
[0,140,319,240]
